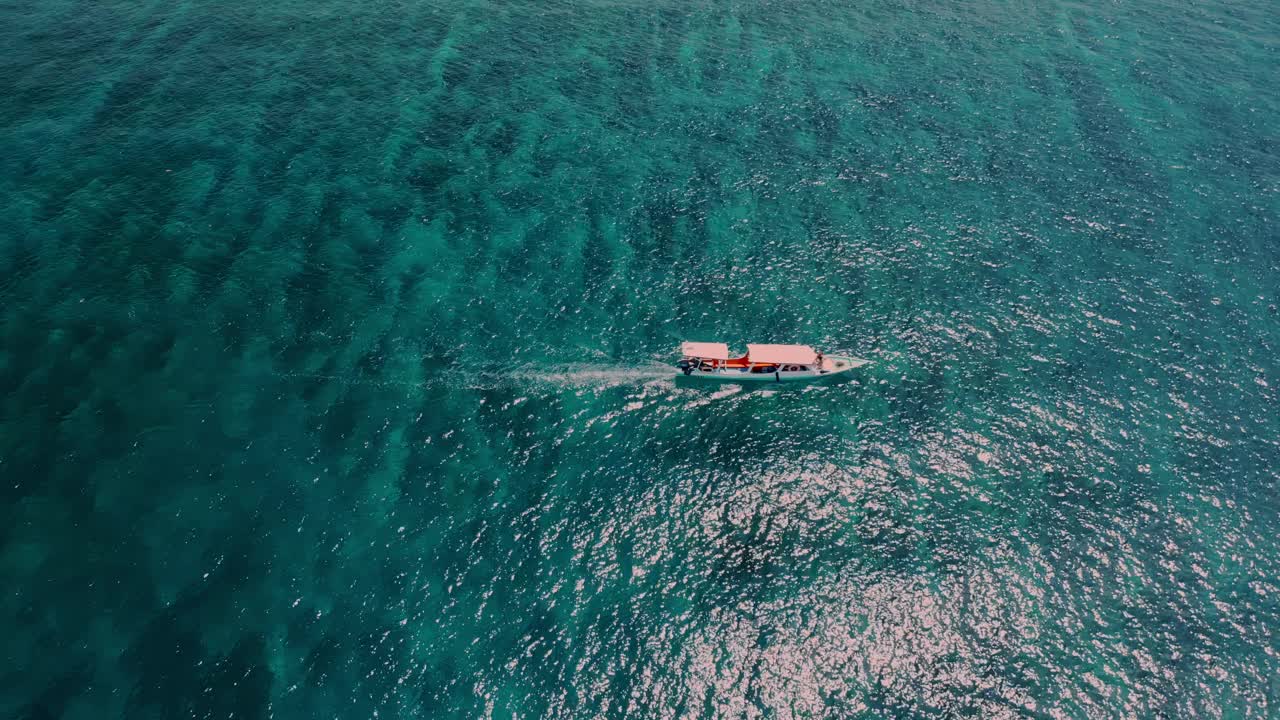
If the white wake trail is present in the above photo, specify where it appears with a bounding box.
[277,362,675,392]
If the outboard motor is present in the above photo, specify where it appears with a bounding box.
[677,359,695,376]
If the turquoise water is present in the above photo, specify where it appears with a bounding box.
[3,0,1279,716]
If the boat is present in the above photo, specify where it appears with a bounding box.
[676,342,869,383]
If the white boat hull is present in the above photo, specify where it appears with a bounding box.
[676,355,868,384]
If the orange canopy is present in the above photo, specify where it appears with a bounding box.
[680,342,730,360]
[746,344,818,364]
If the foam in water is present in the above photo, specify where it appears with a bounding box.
[278,361,676,392]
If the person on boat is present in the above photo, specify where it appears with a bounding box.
[816,351,824,367]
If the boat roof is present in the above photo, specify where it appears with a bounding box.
[681,341,730,360]
[747,344,817,364]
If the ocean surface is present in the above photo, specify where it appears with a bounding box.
[2,0,1278,717]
